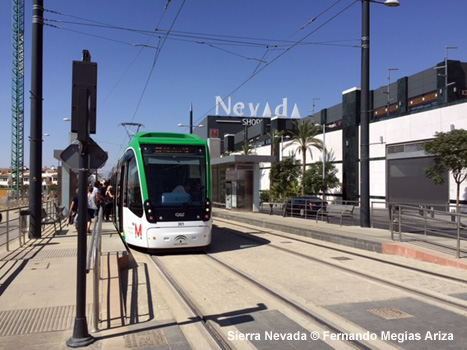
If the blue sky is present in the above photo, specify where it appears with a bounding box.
[1,0,466,176]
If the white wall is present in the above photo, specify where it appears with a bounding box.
[258,102,467,204]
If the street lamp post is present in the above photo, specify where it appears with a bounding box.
[190,103,193,134]
[322,122,326,200]
[178,104,204,134]
[178,123,204,133]
[386,68,398,116]
[360,0,399,228]
[433,46,457,105]
[444,46,458,104]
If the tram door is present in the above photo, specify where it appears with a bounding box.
[115,162,127,233]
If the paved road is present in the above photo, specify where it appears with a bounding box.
[132,219,467,349]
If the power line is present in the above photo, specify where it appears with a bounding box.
[130,0,187,123]
[44,9,359,49]
[194,0,359,126]
[42,2,360,137]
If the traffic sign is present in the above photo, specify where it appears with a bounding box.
[61,138,108,173]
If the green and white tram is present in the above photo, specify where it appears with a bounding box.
[112,132,212,250]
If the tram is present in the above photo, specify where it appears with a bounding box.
[111,132,212,250]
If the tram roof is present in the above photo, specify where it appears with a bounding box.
[130,132,206,146]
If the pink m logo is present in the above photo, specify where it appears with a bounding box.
[135,223,142,239]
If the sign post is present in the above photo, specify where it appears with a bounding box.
[67,51,97,348]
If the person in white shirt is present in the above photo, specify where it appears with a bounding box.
[87,185,98,233]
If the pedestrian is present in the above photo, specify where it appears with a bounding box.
[92,181,104,218]
[69,189,78,225]
[105,185,114,221]
[100,180,108,212]
[87,185,97,233]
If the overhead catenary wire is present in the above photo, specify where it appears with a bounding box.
[105,2,181,170]
[130,0,187,124]
[43,16,359,50]
[42,0,359,169]
[193,0,359,126]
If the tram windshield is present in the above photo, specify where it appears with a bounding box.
[141,144,207,208]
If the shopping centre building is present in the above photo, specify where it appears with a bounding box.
[195,60,467,211]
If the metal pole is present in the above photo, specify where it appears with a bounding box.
[6,210,10,251]
[456,215,461,259]
[29,0,43,238]
[386,68,398,117]
[443,46,457,105]
[360,0,370,227]
[67,89,94,347]
[322,123,326,201]
[190,104,193,134]
[445,46,450,105]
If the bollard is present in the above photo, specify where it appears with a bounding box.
[19,210,31,246]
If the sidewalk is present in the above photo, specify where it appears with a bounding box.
[0,221,191,350]
[212,208,467,270]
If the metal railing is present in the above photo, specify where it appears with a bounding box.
[388,204,466,259]
[0,199,61,251]
[0,198,29,210]
[87,207,104,332]
[261,197,360,218]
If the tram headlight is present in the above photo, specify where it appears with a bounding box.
[144,200,157,223]
[203,198,212,221]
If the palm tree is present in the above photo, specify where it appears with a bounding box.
[267,129,284,159]
[241,141,253,155]
[285,120,323,195]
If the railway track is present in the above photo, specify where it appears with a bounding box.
[150,253,377,350]
[134,220,467,349]
[151,255,232,350]
[214,217,467,286]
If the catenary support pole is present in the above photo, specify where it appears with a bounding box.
[360,0,370,227]
[28,0,43,238]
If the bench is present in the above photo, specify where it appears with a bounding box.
[41,205,66,232]
[263,202,285,215]
[316,204,355,226]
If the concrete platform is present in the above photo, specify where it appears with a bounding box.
[212,208,467,270]
[0,221,193,350]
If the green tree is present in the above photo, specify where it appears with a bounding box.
[303,162,340,195]
[285,120,323,195]
[241,141,253,155]
[423,129,467,213]
[48,184,58,193]
[269,157,301,199]
[267,129,284,198]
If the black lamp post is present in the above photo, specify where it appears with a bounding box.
[178,104,204,134]
[360,0,399,227]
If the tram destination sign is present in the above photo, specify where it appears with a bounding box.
[143,144,205,155]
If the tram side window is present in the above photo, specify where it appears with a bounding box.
[127,156,143,217]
